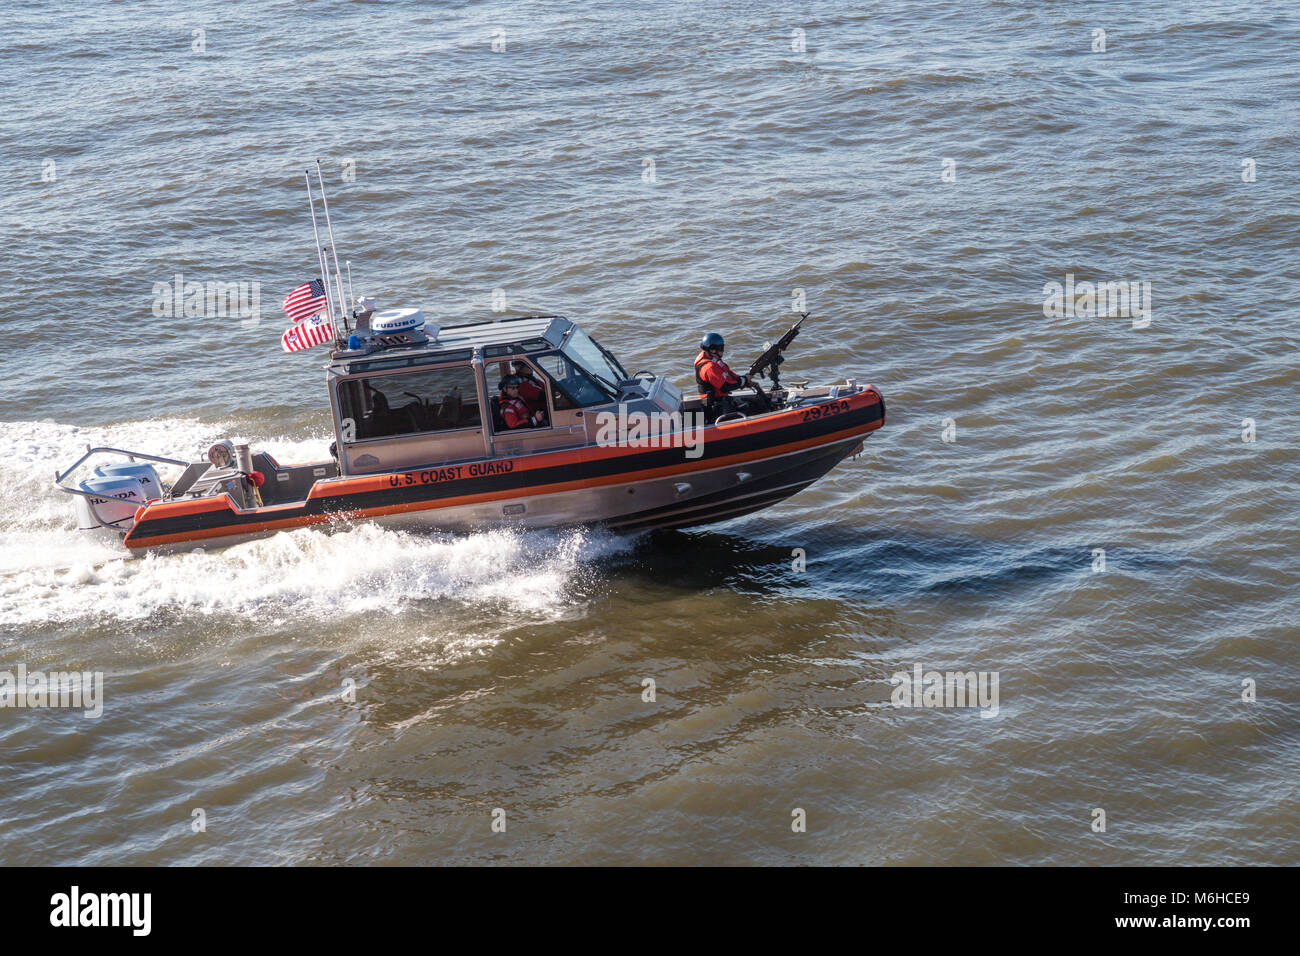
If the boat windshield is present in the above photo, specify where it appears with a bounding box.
[561,328,627,395]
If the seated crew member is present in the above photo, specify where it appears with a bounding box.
[499,375,545,429]
[511,360,546,415]
[694,332,750,417]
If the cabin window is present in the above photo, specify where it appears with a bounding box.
[560,328,627,394]
[337,364,481,441]
[535,352,613,408]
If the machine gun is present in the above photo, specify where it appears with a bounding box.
[747,314,806,388]
[743,314,806,409]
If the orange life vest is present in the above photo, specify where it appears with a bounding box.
[694,350,741,398]
[501,395,533,429]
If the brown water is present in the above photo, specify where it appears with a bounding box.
[0,0,1297,865]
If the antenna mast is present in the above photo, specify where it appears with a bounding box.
[303,170,338,340]
[315,159,350,334]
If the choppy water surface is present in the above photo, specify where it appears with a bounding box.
[0,0,1297,865]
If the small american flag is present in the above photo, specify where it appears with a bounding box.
[281,312,336,353]
[283,279,328,323]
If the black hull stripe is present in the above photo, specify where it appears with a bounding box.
[130,401,881,541]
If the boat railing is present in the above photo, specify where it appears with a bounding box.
[53,445,190,503]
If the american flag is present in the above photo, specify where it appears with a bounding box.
[281,312,336,353]
[282,279,328,323]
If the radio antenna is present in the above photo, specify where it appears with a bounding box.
[315,159,350,334]
[345,259,355,314]
[303,170,338,340]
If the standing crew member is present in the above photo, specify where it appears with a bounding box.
[499,375,545,429]
[694,332,749,417]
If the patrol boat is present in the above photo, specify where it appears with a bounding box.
[55,310,885,552]
[54,167,884,551]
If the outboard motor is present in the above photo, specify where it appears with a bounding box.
[92,462,163,501]
[74,466,160,530]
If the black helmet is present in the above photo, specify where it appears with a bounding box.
[701,332,725,351]
[498,374,523,391]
